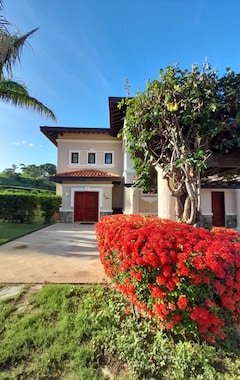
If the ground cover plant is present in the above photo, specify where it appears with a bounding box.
[96,214,240,344]
[0,216,46,245]
[0,283,240,379]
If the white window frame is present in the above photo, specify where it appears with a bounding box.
[87,152,96,165]
[104,151,114,165]
[69,150,80,165]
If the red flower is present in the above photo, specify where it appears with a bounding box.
[177,295,188,310]
[214,280,226,295]
[162,265,172,278]
[168,302,176,311]
[177,262,190,276]
[166,279,176,291]
[221,296,236,312]
[130,268,143,282]
[150,285,164,299]
[173,314,182,324]
[156,274,167,285]
[154,302,169,320]
[190,306,209,322]
[165,322,173,329]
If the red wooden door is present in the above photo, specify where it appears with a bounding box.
[211,191,225,227]
[74,192,98,222]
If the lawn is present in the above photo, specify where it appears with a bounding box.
[0,218,47,245]
[0,283,240,379]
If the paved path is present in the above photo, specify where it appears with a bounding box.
[0,223,107,284]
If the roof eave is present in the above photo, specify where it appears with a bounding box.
[108,96,127,137]
[50,176,121,183]
[40,126,113,146]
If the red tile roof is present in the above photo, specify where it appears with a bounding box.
[50,169,121,183]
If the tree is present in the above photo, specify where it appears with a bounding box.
[0,1,56,120]
[121,63,240,225]
[20,163,56,178]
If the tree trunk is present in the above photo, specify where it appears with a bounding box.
[183,165,197,225]
[156,165,175,220]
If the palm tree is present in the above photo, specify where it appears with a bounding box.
[0,0,9,33]
[0,2,56,120]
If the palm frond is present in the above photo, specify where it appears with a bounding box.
[0,28,38,76]
[0,0,11,33]
[0,79,57,121]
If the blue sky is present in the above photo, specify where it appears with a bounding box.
[1,0,240,172]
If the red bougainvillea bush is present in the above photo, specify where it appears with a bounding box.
[96,214,240,343]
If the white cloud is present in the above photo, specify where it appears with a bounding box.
[12,141,34,147]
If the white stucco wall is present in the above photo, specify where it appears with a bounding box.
[56,133,123,176]
[200,188,237,215]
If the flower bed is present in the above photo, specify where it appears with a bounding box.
[96,214,240,343]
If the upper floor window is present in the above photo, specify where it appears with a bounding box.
[88,152,96,164]
[105,152,112,164]
[71,152,79,164]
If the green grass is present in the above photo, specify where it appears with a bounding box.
[0,284,240,379]
[0,217,47,245]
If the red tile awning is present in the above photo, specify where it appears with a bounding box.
[50,169,121,183]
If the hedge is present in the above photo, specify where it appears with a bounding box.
[0,192,61,224]
[0,193,38,223]
[37,194,61,224]
[96,214,240,343]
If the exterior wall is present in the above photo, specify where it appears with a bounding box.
[59,182,114,222]
[236,190,240,229]
[122,136,135,184]
[56,133,123,176]
[139,193,158,214]
[112,183,123,213]
[123,187,157,215]
[124,187,132,214]
[56,183,62,196]
[201,188,237,228]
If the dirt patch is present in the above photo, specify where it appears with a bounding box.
[100,354,129,379]
[14,244,28,249]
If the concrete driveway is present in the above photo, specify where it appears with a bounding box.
[0,223,107,284]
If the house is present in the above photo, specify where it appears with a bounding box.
[40,97,157,223]
[41,96,240,228]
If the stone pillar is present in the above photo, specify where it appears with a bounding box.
[130,187,139,214]
[156,166,175,220]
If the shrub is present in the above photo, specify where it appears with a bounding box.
[37,194,61,224]
[96,214,240,343]
[0,193,38,223]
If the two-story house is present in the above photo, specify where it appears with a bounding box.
[40,98,158,223]
[40,126,123,223]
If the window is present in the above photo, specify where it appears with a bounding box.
[71,152,79,164]
[88,152,96,164]
[105,152,112,164]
